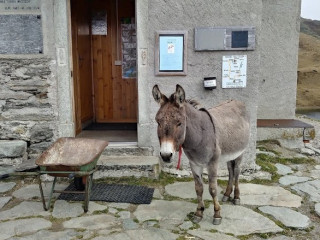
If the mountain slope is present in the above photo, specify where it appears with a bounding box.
[297,32,320,108]
[300,18,320,39]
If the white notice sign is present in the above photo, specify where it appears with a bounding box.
[222,55,247,88]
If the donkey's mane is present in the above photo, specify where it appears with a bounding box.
[186,99,201,109]
[168,94,202,109]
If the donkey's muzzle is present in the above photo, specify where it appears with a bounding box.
[160,152,173,163]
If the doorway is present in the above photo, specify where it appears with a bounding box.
[70,0,137,142]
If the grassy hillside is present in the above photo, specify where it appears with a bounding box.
[297,19,320,108]
[300,18,320,39]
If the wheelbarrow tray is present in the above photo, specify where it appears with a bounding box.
[6,137,109,213]
[36,137,108,174]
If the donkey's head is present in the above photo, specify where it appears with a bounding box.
[152,84,187,163]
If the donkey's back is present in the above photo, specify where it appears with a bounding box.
[208,100,250,162]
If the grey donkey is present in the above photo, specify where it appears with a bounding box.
[152,84,250,225]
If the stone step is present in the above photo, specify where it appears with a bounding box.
[95,155,160,179]
[102,144,154,157]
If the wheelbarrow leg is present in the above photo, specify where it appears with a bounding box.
[38,174,47,211]
[84,173,93,212]
[47,176,57,210]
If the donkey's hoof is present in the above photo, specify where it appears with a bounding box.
[233,198,241,205]
[213,217,222,225]
[192,215,203,223]
[222,195,230,202]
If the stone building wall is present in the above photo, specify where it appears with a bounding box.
[258,0,301,119]
[0,58,57,166]
[0,0,302,172]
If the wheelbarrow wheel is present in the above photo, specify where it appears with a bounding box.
[74,177,85,191]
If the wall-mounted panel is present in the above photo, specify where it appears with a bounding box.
[195,27,255,51]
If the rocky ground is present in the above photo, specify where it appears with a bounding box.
[1,119,320,240]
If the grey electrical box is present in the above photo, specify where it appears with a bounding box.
[195,27,255,51]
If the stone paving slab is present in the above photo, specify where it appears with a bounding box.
[315,203,320,217]
[87,201,108,214]
[10,229,82,240]
[239,183,302,207]
[119,211,131,219]
[0,182,16,193]
[198,205,282,236]
[0,218,52,240]
[269,236,296,240]
[259,206,310,229]
[0,197,11,210]
[63,214,120,230]
[188,229,239,240]
[0,201,50,221]
[107,202,130,209]
[291,180,320,202]
[179,221,193,230]
[300,147,315,156]
[275,163,293,175]
[134,200,196,224]
[310,169,320,179]
[279,175,311,186]
[153,189,163,199]
[92,228,178,240]
[52,200,84,218]
[165,181,223,200]
[122,218,140,230]
[12,183,68,200]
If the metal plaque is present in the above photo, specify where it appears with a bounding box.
[195,27,255,51]
[0,14,43,54]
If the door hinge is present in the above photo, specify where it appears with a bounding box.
[71,71,73,78]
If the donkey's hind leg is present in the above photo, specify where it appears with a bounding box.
[190,164,205,223]
[207,161,222,225]
[222,160,235,202]
[233,155,243,205]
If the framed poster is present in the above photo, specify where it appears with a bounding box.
[155,31,187,76]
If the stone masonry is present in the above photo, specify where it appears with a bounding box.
[0,58,57,166]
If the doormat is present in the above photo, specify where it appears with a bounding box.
[57,183,154,204]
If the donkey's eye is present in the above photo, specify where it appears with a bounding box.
[177,122,182,127]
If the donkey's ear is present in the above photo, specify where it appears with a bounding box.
[152,85,168,105]
[174,84,185,106]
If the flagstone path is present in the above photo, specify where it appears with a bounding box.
[1,141,320,239]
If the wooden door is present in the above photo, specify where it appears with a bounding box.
[71,0,93,134]
[92,0,137,123]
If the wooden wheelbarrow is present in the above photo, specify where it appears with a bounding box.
[35,137,108,212]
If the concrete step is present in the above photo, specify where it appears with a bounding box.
[102,144,154,156]
[95,155,160,179]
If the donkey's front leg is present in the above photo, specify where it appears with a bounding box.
[208,161,222,225]
[190,164,204,223]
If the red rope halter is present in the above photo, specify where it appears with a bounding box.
[177,145,182,170]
